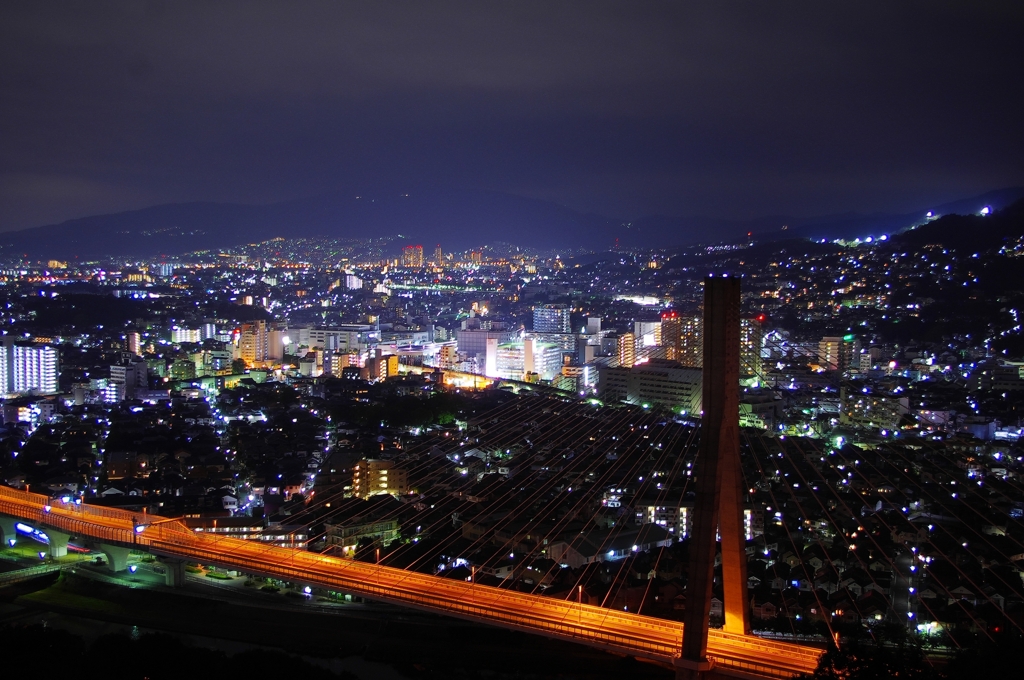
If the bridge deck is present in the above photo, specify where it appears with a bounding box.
[0,486,822,678]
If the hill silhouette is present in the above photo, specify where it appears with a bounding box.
[891,198,1024,250]
[0,187,1020,260]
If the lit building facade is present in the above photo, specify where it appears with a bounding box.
[635,500,759,539]
[352,459,409,499]
[238,320,268,365]
[740,316,765,378]
[616,332,636,368]
[6,343,60,395]
[171,327,201,344]
[533,304,571,333]
[401,245,424,268]
[495,338,563,381]
[658,313,762,375]
[819,335,860,372]
[598,359,702,413]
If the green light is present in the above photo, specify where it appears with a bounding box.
[843,334,856,342]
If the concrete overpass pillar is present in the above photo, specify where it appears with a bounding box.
[100,544,131,572]
[0,515,16,547]
[46,529,70,559]
[159,557,186,588]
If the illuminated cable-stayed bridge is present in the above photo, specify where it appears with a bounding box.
[0,484,821,679]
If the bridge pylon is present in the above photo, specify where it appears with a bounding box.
[677,275,750,678]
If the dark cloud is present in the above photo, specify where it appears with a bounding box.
[1,1,1022,231]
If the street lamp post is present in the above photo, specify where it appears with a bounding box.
[578,585,583,625]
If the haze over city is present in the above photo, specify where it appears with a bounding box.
[1,4,1023,680]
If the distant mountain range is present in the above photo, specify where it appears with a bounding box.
[1,186,1022,261]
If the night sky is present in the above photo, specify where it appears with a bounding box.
[2,1,1022,233]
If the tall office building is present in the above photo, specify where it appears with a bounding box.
[433,244,443,267]
[402,245,424,268]
[533,304,571,333]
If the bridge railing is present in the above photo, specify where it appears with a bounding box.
[0,485,194,539]
[0,496,136,545]
[147,534,684,659]
[0,484,50,506]
[148,532,820,676]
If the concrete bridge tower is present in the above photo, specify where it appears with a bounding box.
[678,275,750,678]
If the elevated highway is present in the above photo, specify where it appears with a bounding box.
[0,485,822,679]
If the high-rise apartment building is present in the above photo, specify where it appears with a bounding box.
[1,342,60,395]
[657,313,762,375]
[533,304,571,333]
[660,311,703,367]
[616,332,636,368]
[433,244,443,267]
[661,311,681,361]
[238,320,268,366]
[740,316,765,378]
[680,315,704,367]
[125,332,141,356]
[401,245,424,268]
[819,335,860,373]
